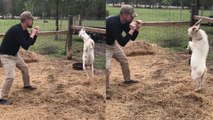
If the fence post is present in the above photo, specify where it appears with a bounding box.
[79,15,82,26]
[190,0,199,26]
[66,15,73,60]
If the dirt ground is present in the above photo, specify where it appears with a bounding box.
[1,41,213,120]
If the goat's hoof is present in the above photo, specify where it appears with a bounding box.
[194,88,202,92]
[83,81,91,85]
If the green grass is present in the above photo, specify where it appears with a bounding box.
[107,6,191,21]
[0,19,19,33]
[29,35,67,57]
[107,5,213,52]
[107,5,213,22]
[0,19,105,33]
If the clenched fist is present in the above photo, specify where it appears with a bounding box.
[136,20,142,31]
[130,21,137,31]
[130,20,142,32]
[33,26,39,36]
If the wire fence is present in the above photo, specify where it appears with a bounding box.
[118,4,213,51]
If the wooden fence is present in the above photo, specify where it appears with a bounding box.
[193,15,213,24]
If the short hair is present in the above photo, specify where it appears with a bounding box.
[20,11,34,22]
[120,5,137,18]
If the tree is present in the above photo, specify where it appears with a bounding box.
[162,0,173,5]
[0,0,4,15]
[2,0,13,16]
[12,0,25,16]
[24,0,38,15]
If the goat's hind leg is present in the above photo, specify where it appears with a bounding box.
[195,69,207,92]
[83,68,92,85]
[197,70,207,91]
[91,63,94,78]
[194,77,204,92]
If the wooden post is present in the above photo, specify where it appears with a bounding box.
[79,15,82,26]
[54,0,59,40]
[66,15,73,60]
[190,0,199,26]
[190,4,197,26]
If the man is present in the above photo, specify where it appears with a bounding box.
[0,11,39,105]
[105,4,142,99]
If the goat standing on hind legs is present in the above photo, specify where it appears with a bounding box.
[187,20,209,92]
[78,27,95,81]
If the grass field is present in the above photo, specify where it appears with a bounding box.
[107,5,213,51]
[0,19,105,33]
[107,5,213,22]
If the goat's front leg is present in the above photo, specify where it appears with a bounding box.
[187,41,192,55]
[82,53,86,71]
[86,69,89,80]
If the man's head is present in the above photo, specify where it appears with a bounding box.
[120,4,137,23]
[20,11,34,28]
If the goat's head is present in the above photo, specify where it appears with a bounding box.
[78,27,90,41]
[78,27,86,37]
[187,24,200,37]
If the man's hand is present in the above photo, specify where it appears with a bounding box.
[30,28,38,38]
[136,20,142,31]
[129,22,137,35]
[33,26,39,36]
[130,21,137,30]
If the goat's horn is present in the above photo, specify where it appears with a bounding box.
[194,17,203,26]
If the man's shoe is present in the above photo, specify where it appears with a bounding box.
[0,99,12,105]
[23,85,37,91]
[122,79,139,84]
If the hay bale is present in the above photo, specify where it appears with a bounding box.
[124,41,156,56]
[18,49,39,63]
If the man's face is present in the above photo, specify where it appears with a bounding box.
[123,13,134,23]
[26,19,34,28]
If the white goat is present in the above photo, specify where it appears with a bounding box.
[78,27,95,79]
[187,24,209,91]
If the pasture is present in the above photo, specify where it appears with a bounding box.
[107,5,213,52]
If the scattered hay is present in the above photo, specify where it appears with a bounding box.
[1,40,213,120]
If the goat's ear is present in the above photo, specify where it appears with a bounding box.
[192,27,197,31]
[78,30,82,36]
[192,26,199,32]
[197,24,201,29]
[121,2,125,6]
